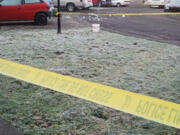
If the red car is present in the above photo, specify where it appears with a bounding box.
[92,0,111,7]
[92,0,102,6]
[0,0,50,25]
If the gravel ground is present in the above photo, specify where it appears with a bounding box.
[0,23,180,134]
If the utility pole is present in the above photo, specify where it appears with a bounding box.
[57,0,61,34]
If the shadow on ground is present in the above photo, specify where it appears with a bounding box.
[0,119,23,135]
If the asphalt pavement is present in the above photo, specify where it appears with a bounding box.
[79,6,180,46]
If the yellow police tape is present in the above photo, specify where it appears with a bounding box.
[0,58,180,129]
[56,12,180,16]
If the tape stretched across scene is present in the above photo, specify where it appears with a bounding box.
[0,58,180,129]
[56,12,180,16]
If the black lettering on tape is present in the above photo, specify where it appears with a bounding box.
[168,109,180,125]
[1,59,180,129]
[159,105,168,121]
[121,95,132,109]
[88,88,113,103]
[136,100,168,121]
[136,100,144,114]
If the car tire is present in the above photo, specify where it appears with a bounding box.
[66,3,75,12]
[117,3,121,7]
[35,13,47,25]
[159,5,164,8]
[85,7,90,10]
[164,8,169,12]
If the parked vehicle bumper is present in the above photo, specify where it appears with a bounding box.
[111,1,130,6]
[144,2,165,6]
[102,1,111,6]
[121,1,131,6]
[83,2,93,8]
[165,5,180,11]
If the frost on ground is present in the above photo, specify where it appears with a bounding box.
[0,28,180,134]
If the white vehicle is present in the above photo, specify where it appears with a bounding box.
[164,0,180,12]
[144,0,165,7]
[53,0,93,12]
[111,0,131,7]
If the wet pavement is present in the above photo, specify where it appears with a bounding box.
[79,6,180,46]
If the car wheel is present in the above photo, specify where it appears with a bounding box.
[35,13,47,25]
[159,5,164,8]
[85,7,90,10]
[164,8,169,12]
[66,3,75,12]
[97,1,102,7]
[117,3,121,7]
